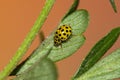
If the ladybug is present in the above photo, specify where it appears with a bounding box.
[54,25,72,46]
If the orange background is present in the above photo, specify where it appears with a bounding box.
[0,0,120,80]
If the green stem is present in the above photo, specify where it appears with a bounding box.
[0,0,55,80]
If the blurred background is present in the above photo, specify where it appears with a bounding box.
[0,0,120,80]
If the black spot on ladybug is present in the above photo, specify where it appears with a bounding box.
[67,34,69,37]
[66,27,68,29]
[63,33,66,35]
[66,30,68,32]
[59,34,61,36]
[61,29,64,32]
[59,27,61,30]
[56,32,58,34]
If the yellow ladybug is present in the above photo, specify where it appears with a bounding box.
[54,25,72,46]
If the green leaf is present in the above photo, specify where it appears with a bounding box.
[74,27,120,78]
[62,0,79,21]
[13,58,57,80]
[48,35,85,61]
[17,44,53,75]
[11,9,89,75]
[109,0,117,13]
[75,49,120,80]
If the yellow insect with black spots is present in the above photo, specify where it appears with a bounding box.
[54,25,72,46]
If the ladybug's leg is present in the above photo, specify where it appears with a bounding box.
[60,44,62,48]
[57,43,62,48]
